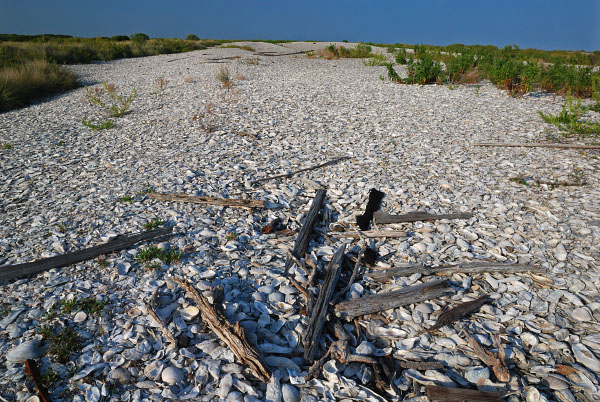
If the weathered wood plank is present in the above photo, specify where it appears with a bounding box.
[148,192,264,208]
[374,211,473,224]
[251,157,349,185]
[0,227,172,281]
[284,189,327,275]
[429,295,490,332]
[367,262,544,281]
[334,279,452,319]
[426,385,504,402]
[473,142,600,150]
[302,245,346,363]
[174,278,271,381]
[331,230,407,239]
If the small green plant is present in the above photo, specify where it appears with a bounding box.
[538,94,600,136]
[137,183,154,195]
[379,75,385,82]
[135,245,182,265]
[395,48,408,64]
[57,140,65,146]
[386,63,401,83]
[85,82,137,117]
[143,218,164,230]
[60,297,107,316]
[362,54,389,66]
[97,257,108,268]
[186,34,200,41]
[475,86,480,96]
[117,194,134,203]
[3,143,11,150]
[216,67,234,91]
[225,231,238,242]
[82,119,115,130]
[41,366,61,390]
[57,222,67,233]
[38,325,82,363]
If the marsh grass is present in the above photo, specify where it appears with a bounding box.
[539,95,600,137]
[0,59,78,112]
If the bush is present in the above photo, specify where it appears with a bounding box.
[405,52,446,84]
[130,33,149,43]
[186,34,200,41]
[111,35,130,42]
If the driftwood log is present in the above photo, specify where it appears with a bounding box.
[148,192,264,208]
[374,211,472,224]
[429,295,490,332]
[0,227,172,281]
[473,142,600,150]
[334,279,452,318]
[426,385,504,402]
[367,262,544,281]
[332,230,407,239]
[284,189,327,275]
[174,278,271,381]
[302,245,346,363]
[251,157,349,185]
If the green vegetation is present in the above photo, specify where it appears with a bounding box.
[538,95,600,136]
[318,43,374,59]
[129,33,149,43]
[82,119,115,130]
[85,82,137,117]
[117,194,134,203]
[135,245,182,265]
[186,34,200,41]
[3,143,11,150]
[60,297,107,316]
[143,218,164,230]
[41,366,61,390]
[362,53,389,66]
[39,325,82,363]
[221,44,255,52]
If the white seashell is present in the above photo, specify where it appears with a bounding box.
[86,386,100,402]
[108,367,132,384]
[571,343,600,372]
[6,340,43,363]
[356,341,375,356]
[218,373,233,399]
[25,397,40,402]
[144,360,165,381]
[266,372,282,402]
[161,366,185,385]
[265,356,301,373]
[322,360,340,383]
[282,384,300,402]
[544,374,569,390]
[180,305,199,321]
[526,387,540,402]
[571,307,592,322]
[258,343,292,354]
[521,332,538,348]
[73,311,87,323]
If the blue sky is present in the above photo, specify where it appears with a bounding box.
[1,0,599,51]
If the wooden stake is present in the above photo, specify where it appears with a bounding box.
[251,157,349,185]
[0,227,172,281]
[334,279,452,319]
[473,142,600,150]
[331,230,407,239]
[367,262,544,281]
[148,192,264,208]
[174,278,271,381]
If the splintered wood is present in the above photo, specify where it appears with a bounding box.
[428,295,490,332]
[302,245,346,363]
[374,211,473,224]
[334,279,452,318]
[148,192,265,208]
[174,278,271,381]
[367,262,544,281]
[465,332,510,383]
[426,385,504,402]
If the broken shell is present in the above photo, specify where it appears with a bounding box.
[73,311,87,323]
[6,340,43,363]
[180,305,200,321]
[161,366,184,385]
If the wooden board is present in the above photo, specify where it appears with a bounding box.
[374,211,472,224]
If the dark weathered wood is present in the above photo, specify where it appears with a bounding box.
[0,227,172,281]
[251,157,349,185]
[367,262,544,281]
[331,250,363,304]
[174,278,271,381]
[426,385,504,402]
[284,189,327,275]
[148,192,264,208]
[474,142,600,150]
[257,50,309,57]
[356,189,385,230]
[334,279,452,319]
[25,359,52,402]
[398,360,444,370]
[302,245,346,363]
[374,211,473,224]
[429,295,490,332]
[464,332,510,383]
[331,230,407,239]
[146,303,178,349]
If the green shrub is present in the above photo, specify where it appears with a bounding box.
[405,52,446,84]
[447,52,476,82]
[111,35,130,42]
[130,33,149,43]
[386,63,401,82]
[395,48,408,64]
[85,82,137,117]
[539,95,600,136]
[186,34,200,41]
[82,119,114,130]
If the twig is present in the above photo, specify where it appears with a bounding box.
[251,157,349,185]
[174,277,271,381]
[24,359,52,402]
[398,360,444,370]
[0,227,172,281]
[331,250,363,304]
[145,303,178,349]
[148,192,264,208]
[473,142,600,150]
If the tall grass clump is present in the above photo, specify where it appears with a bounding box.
[0,59,77,112]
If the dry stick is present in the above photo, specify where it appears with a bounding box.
[428,295,490,332]
[373,211,473,224]
[398,360,444,370]
[251,157,349,185]
[331,250,363,304]
[24,359,51,402]
[464,331,510,383]
[334,279,452,319]
[256,50,309,57]
[0,227,172,281]
[473,142,600,150]
[302,245,346,364]
[283,189,327,275]
[174,277,271,381]
[148,192,264,209]
[145,303,178,349]
[367,262,544,282]
[332,230,408,239]
[426,385,504,402]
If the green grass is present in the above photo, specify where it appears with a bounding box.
[60,297,107,316]
[38,325,82,363]
[85,82,136,117]
[362,53,389,66]
[0,59,78,112]
[117,195,134,203]
[143,218,164,230]
[538,95,600,137]
[82,119,115,130]
[135,245,182,265]
[3,143,11,150]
